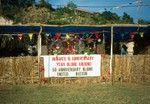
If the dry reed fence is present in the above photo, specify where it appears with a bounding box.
[114,55,150,83]
[0,55,150,85]
[0,56,39,84]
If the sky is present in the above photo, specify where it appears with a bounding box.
[47,0,150,21]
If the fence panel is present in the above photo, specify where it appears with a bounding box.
[0,55,150,84]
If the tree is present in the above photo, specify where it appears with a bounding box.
[67,1,77,9]
[101,11,120,23]
[1,0,137,25]
[37,0,54,11]
[0,0,35,19]
[122,12,133,24]
[19,6,52,24]
[138,18,150,24]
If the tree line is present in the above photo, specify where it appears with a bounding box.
[0,0,149,25]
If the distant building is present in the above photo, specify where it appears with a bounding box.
[74,8,94,15]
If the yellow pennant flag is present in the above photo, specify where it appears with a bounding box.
[29,33,33,40]
[66,33,71,40]
[140,32,144,38]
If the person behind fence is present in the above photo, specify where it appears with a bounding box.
[121,44,127,55]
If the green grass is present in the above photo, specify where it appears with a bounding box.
[0,83,150,104]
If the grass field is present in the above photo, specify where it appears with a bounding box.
[0,83,150,104]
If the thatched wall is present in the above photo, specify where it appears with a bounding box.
[113,55,150,83]
[0,55,150,85]
[0,56,38,84]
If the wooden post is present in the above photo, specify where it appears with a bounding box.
[38,26,42,84]
[103,32,106,54]
[110,26,114,85]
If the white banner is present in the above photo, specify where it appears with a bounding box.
[42,55,101,77]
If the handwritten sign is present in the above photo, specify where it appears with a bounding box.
[42,55,101,77]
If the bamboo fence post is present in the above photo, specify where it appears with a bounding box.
[110,26,114,85]
[38,26,42,84]
[31,57,34,84]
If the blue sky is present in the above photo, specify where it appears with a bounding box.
[47,0,150,21]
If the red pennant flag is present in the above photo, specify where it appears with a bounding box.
[129,32,136,39]
[18,33,23,41]
[95,32,101,39]
[54,33,61,40]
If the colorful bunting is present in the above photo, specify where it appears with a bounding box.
[129,32,137,39]
[121,33,125,40]
[29,33,33,41]
[84,33,90,38]
[18,33,23,41]
[95,32,101,39]
[65,33,71,40]
[140,32,144,38]
[54,33,61,40]
[45,33,49,37]
[98,39,102,42]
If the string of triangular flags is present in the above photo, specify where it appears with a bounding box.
[3,31,144,42]
[0,31,145,55]
[16,33,33,41]
[103,0,142,11]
